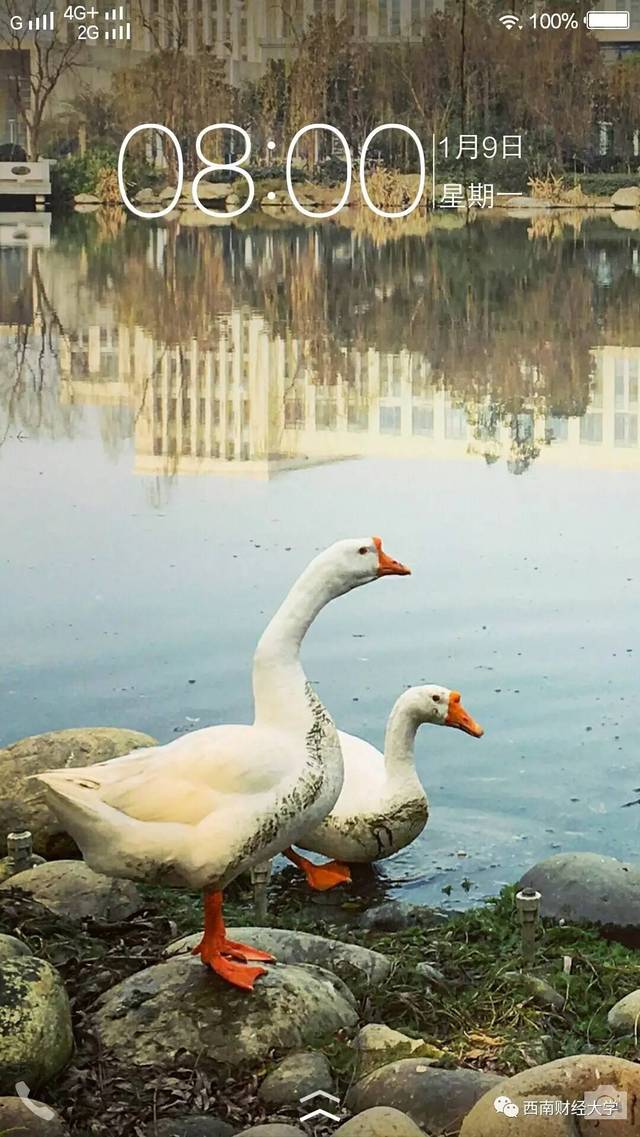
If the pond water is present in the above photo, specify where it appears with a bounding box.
[2,207,640,909]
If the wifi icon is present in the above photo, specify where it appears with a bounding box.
[498,13,521,29]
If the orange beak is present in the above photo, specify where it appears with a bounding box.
[445,691,484,738]
[373,536,411,578]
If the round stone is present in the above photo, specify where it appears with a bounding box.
[519,853,640,937]
[0,934,32,963]
[608,989,640,1033]
[166,927,390,988]
[460,1055,640,1136]
[0,860,144,922]
[92,956,357,1070]
[143,1118,235,1137]
[0,955,73,1093]
[259,1050,333,1106]
[0,1096,69,1136]
[334,1107,426,1137]
[347,1060,501,1135]
[0,727,157,858]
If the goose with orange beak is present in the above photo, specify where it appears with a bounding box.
[281,683,483,886]
[37,537,410,991]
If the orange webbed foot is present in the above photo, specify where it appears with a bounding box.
[304,859,352,891]
[223,939,276,963]
[194,889,273,990]
[283,847,352,892]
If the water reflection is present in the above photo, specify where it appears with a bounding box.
[1,212,639,480]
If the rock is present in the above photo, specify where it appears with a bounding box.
[260,188,288,205]
[0,1095,69,1136]
[520,1035,553,1067]
[0,727,157,858]
[502,195,549,209]
[92,955,357,1070]
[0,860,144,922]
[167,927,390,988]
[347,1060,501,1135]
[504,972,565,1011]
[259,1050,333,1105]
[0,955,73,1093]
[0,851,46,884]
[0,934,31,962]
[353,1024,443,1078]
[611,186,640,209]
[237,1128,305,1137]
[74,203,100,214]
[179,208,232,227]
[460,1054,640,1136]
[134,187,160,205]
[181,180,232,202]
[416,962,447,986]
[74,192,101,205]
[358,902,450,932]
[608,989,640,1033]
[159,185,180,201]
[463,1095,575,1135]
[334,1107,426,1137]
[610,209,640,231]
[519,853,640,937]
[144,1118,235,1137]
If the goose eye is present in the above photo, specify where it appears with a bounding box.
[358,546,369,555]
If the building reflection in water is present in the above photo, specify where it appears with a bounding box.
[1,218,639,478]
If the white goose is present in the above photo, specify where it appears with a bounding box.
[36,537,410,990]
[280,684,483,886]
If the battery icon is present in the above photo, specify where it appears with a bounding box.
[585,10,630,29]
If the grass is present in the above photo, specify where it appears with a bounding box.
[335,888,640,1078]
[2,878,640,1133]
[237,879,640,1082]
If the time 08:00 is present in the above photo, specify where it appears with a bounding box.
[118,122,427,221]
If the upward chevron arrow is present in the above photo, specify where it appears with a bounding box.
[300,1090,340,1104]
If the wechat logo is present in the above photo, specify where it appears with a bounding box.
[494,1094,520,1118]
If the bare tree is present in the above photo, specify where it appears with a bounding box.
[0,1,82,157]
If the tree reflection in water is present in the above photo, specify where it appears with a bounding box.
[1,212,639,477]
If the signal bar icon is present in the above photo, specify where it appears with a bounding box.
[104,5,131,40]
[27,10,55,31]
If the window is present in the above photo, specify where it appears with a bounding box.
[379,0,388,36]
[580,414,603,444]
[316,395,337,430]
[348,402,369,431]
[546,415,568,442]
[285,399,305,427]
[629,359,638,406]
[615,415,638,446]
[390,0,401,35]
[380,406,401,434]
[412,406,434,436]
[445,406,468,439]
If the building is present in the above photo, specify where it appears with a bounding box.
[0,47,30,150]
[2,0,639,154]
[589,0,640,61]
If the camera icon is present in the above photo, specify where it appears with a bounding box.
[584,1086,628,1120]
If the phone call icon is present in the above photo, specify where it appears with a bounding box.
[15,1081,55,1121]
